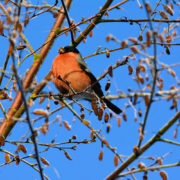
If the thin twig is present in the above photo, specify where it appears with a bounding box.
[159,138,180,146]
[0,103,8,120]
[99,19,180,23]
[0,149,49,180]
[0,43,12,86]
[108,0,129,11]
[61,0,75,46]
[118,162,180,177]
[139,0,162,37]
[6,139,95,148]
[137,0,158,148]
[27,0,58,20]
[10,40,44,180]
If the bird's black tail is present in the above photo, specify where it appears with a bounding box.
[86,72,122,114]
[103,98,122,114]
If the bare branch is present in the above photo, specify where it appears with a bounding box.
[106,111,180,180]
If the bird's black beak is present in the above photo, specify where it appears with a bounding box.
[57,47,64,54]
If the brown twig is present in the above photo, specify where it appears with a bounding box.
[25,0,59,21]
[108,0,129,11]
[74,0,114,46]
[0,149,49,180]
[118,162,180,177]
[99,19,180,23]
[0,42,12,86]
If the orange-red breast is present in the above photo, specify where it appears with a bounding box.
[51,46,122,114]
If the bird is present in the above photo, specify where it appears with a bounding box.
[51,46,122,114]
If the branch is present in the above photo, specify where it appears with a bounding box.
[99,19,180,23]
[106,88,180,100]
[11,40,44,180]
[118,162,180,177]
[139,0,161,37]
[108,0,129,11]
[0,42,12,86]
[0,0,73,139]
[0,149,49,180]
[137,0,158,147]
[74,0,114,46]
[6,139,95,149]
[25,0,59,20]
[61,0,75,46]
[159,138,180,146]
[106,111,180,180]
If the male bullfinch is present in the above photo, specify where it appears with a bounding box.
[51,46,122,114]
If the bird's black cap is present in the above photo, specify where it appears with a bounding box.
[58,46,80,54]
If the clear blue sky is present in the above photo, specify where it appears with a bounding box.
[0,0,179,180]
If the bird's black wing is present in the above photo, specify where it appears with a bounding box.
[76,55,122,114]
[76,55,104,98]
